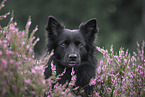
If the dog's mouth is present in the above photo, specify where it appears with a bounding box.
[67,54,80,67]
[68,61,78,66]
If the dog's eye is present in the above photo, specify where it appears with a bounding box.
[61,43,67,47]
[78,43,83,48]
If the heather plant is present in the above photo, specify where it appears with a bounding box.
[95,41,145,97]
[0,0,75,97]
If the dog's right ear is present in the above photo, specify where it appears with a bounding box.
[46,16,64,37]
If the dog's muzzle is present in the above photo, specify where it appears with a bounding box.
[68,54,79,66]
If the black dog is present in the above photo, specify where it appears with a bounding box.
[44,16,98,96]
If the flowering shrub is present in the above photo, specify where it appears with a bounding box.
[0,0,145,97]
[95,42,145,97]
[0,1,75,97]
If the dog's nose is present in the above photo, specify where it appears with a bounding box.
[69,54,77,61]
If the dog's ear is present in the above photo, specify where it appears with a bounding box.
[79,18,99,41]
[46,16,64,37]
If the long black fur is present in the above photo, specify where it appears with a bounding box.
[44,16,98,96]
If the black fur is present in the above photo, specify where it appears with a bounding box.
[44,16,98,96]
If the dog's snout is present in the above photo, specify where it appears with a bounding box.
[69,54,77,61]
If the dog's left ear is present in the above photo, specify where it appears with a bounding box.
[79,18,99,41]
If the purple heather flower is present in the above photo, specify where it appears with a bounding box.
[0,50,2,56]
[42,80,46,85]
[36,38,40,42]
[6,50,14,55]
[137,42,140,47]
[2,88,6,95]
[25,86,27,90]
[51,62,56,75]
[1,4,4,8]
[34,27,38,32]
[1,58,7,69]
[9,59,14,64]
[96,46,108,54]
[71,67,75,75]
[72,86,79,90]
[49,52,54,56]
[24,79,31,84]
[26,21,31,27]
[26,45,30,49]
[89,78,97,86]
[31,91,35,95]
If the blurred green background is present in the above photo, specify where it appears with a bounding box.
[1,0,145,57]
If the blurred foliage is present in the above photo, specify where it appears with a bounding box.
[1,0,145,57]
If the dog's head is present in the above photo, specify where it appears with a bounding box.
[46,16,98,67]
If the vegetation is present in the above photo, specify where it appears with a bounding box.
[0,1,144,97]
